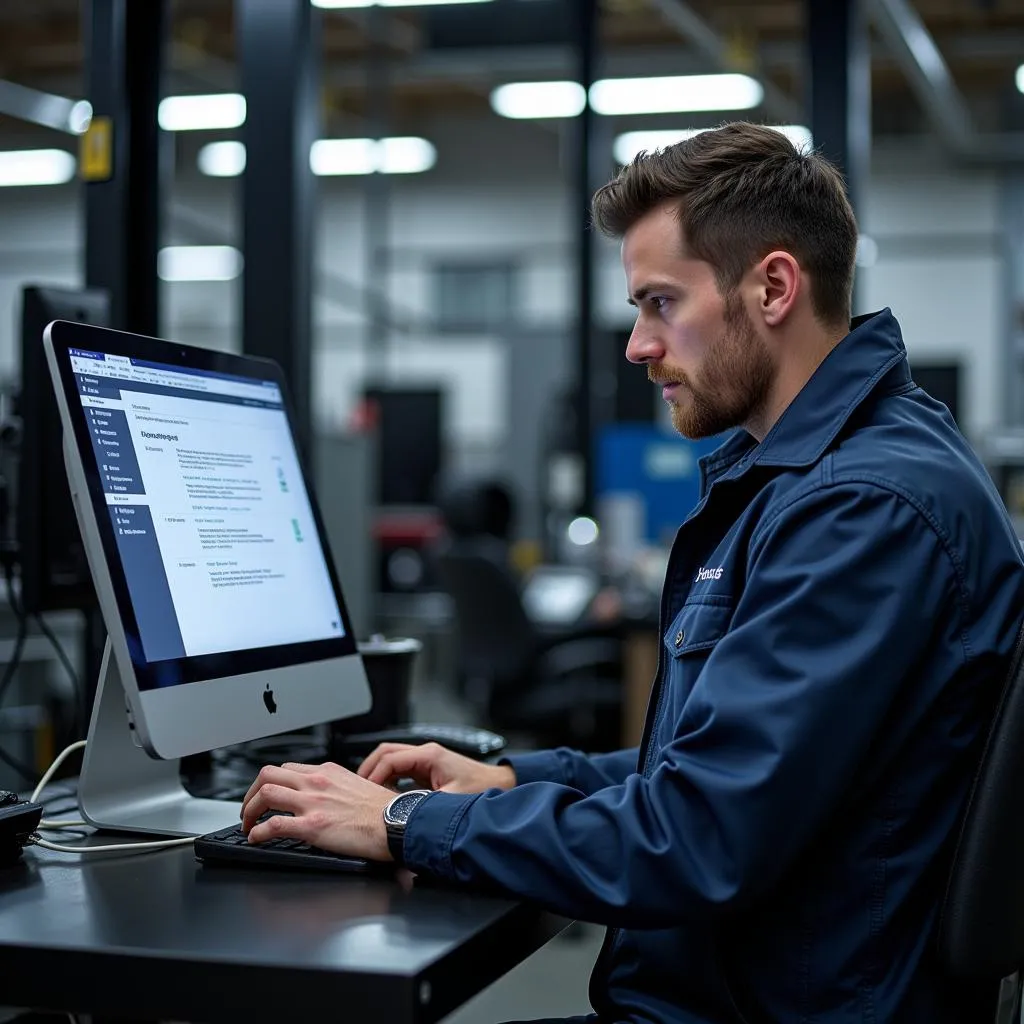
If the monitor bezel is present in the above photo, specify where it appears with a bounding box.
[44,319,360,691]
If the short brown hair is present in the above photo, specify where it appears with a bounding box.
[592,121,858,327]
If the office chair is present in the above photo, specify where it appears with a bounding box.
[434,538,623,751]
[937,618,1024,1023]
[436,477,515,544]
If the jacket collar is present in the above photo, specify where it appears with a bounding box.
[700,308,912,489]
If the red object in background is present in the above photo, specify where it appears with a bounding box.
[349,396,380,433]
[372,510,444,545]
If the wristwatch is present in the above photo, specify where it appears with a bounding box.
[383,789,433,865]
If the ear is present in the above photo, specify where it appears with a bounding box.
[753,251,801,327]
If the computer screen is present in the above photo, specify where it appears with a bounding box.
[17,286,109,615]
[67,346,346,665]
[44,321,370,765]
[521,565,599,627]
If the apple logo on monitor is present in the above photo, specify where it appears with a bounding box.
[263,684,277,714]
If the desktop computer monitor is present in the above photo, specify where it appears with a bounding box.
[42,320,371,835]
[18,286,109,615]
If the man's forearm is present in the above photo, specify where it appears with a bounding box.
[502,747,639,795]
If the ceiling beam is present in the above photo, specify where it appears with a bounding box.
[316,32,1024,95]
[0,78,86,135]
[320,43,720,90]
[866,0,1024,163]
[642,0,802,124]
[867,0,973,152]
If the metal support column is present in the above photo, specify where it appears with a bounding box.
[573,0,600,514]
[806,0,870,229]
[81,0,165,723]
[238,0,320,458]
[83,0,165,334]
[365,5,392,377]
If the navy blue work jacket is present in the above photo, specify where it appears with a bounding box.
[404,309,1024,1023]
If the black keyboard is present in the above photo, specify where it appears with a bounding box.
[194,821,386,875]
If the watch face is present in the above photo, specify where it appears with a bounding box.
[388,790,430,826]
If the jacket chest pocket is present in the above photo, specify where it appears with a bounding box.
[664,596,733,655]
[656,597,734,745]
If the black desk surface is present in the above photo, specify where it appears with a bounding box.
[0,836,568,1023]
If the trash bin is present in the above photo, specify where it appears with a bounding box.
[328,635,422,742]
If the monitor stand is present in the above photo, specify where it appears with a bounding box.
[77,641,241,837]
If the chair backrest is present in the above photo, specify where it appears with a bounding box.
[436,478,515,541]
[433,539,539,687]
[937,618,1024,980]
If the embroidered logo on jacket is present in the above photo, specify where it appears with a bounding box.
[694,566,724,582]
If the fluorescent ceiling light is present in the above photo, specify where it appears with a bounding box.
[68,100,93,135]
[772,124,813,151]
[197,138,437,177]
[491,74,763,120]
[310,137,437,175]
[490,81,586,119]
[376,136,437,173]
[855,235,878,268]
[311,139,375,175]
[590,74,763,116]
[313,0,490,6]
[157,246,243,282]
[158,93,246,131]
[198,141,247,177]
[0,149,76,187]
[1017,64,1024,94]
[613,129,703,164]
[613,124,812,164]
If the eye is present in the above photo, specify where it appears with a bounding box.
[649,296,669,312]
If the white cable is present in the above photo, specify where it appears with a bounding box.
[27,739,198,853]
[29,834,195,854]
[30,739,87,803]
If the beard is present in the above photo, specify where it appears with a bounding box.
[648,293,774,440]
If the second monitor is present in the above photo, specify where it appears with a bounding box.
[18,285,109,616]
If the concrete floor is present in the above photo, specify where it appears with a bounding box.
[441,923,604,1024]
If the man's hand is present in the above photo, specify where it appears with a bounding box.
[358,742,516,794]
[241,761,394,860]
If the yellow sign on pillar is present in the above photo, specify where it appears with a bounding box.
[80,117,113,181]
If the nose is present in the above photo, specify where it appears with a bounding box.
[625,320,663,365]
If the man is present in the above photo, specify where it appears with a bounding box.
[241,122,1024,1022]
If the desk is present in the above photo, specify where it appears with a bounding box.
[0,836,568,1023]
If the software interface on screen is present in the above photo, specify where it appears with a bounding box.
[68,348,344,667]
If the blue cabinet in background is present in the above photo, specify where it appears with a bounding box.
[596,424,725,547]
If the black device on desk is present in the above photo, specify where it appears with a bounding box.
[333,722,506,763]
[0,791,42,866]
